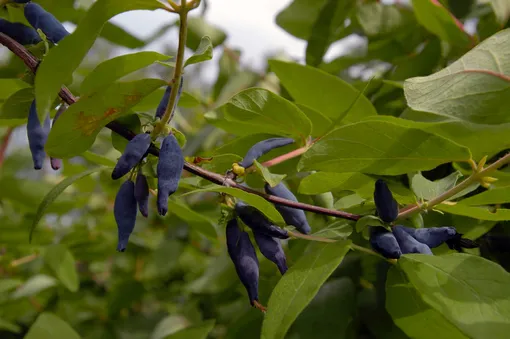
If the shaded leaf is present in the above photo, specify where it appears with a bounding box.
[34,0,165,120]
[24,312,80,339]
[253,159,286,188]
[81,51,170,95]
[269,60,376,123]
[261,240,351,339]
[299,120,471,175]
[46,79,165,158]
[399,254,510,339]
[30,167,106,242]
[43,244,79,292]
[184,36,213,67]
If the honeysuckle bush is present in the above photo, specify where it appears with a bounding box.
[1,0,510,338]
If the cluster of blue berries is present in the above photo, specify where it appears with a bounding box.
[225,138,312,308]
[0,1,70,170]
[370,179,478,259]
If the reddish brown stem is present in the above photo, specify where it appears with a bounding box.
[0,127,14,168]
[0,32,361,222]
[261,146,308,168]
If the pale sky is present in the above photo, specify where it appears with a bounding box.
[111,0,360,82]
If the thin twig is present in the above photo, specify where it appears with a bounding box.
[0,32,361,221]
[0,127,14,168]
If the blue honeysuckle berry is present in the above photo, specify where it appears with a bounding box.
[134,173,150,218]
[114,180,138,252]
[0,18,42,45]
[226,218,260,305]
[373,179,399,223]
[369,226,402,259]
[401,226,457,248]
[238,137,295,168]
[111,133,152,180]
[235,201,289,239]
[26,100,50,170]
[24,2,69,44]
[155,76,184,120]
[393,225,433,255]
[157,134,184,216]
[264,183,311,235]
[253,231,288,275]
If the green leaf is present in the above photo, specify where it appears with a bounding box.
[0,278,22,294]
[0,318,21,333]
[30,167,106,242]
[299,172,375,196]
[409,171,462,201]
[364,115,510,161]
[167,200,217,239]
[46,79,165,158]
[275,0,350,41]
[81,151,117,167]
[43,244,79,292]
[299,120,471,175]
[151,315,190,339]
[357,2,409,37]
[34,0,165,121]
[111,114,142,153]
[404,29,510,125]
[164,320,215,339]
[386,266,468,339]
[252,160,286,187]
[184,36,213,67]
[81,51,170,95]
[212,88,312,139]
[399,254,510,339]
[0,78,30,101]
[436,203,510,221]
[11,275,57,299]
[269,60,376,123]
[490,0,510,25]
[305,0,340,67]
[356,215,384,233]
[186,17,226,50]
[461,187,510,205]
[295,103,332,137]
[261,240,351,339]
[180,185,284,224]
[411,0,474,48]
[0,88,33,120]
[289,278,355,338]
[24,312,80,339]
[201,154,243,174]
[312,220,353,239]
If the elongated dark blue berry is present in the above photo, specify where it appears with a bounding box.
[401,226,457,248]
[114,180,137,252]
[239,137,295,168]
[369,226,401,259]
[157,134,184,216]
[253,231,287,274]
[264,183,311,234]
[50,103,66,171]
[24,3,69,43]
[226,218,259,305]
[235,201,289,239]
[446,233,478,252]
[134,173,149,218]
[393,226,432,255]
[111,133,152,180]
[155,76,184,119]
[27,100,50,170]
[374,179,399,223]
[0,18,41,45]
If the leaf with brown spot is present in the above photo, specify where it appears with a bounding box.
[46,79,166,158]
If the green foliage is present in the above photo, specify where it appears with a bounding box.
[1,0,510,338]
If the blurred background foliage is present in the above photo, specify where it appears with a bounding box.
[0,0,510,338]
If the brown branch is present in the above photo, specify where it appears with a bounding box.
[0,32,361,222]
[0,127,13,168]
